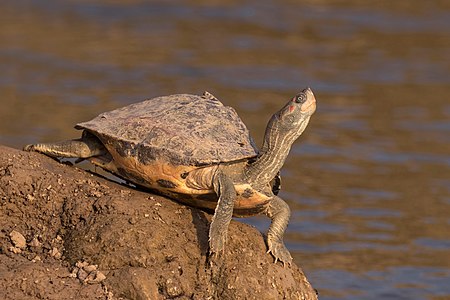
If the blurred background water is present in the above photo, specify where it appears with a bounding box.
[1,1,449,299]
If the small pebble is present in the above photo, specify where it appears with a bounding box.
[10,230,27,249]
[94,271,106,282]
[29,237,42,248]
[85,270,107,284]
[77,269,88,281]
[85,271,97,282]
[9,246,22,254]
[50,247,62,259]
[84,264,97,273]
[76,261,89,269]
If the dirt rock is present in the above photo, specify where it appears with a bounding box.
[9,230,27,249]
[0,145,318,300]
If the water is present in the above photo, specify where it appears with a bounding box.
[1,1,449,299]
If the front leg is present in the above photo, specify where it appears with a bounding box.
[209,170,236,254]
[265,196,293,266]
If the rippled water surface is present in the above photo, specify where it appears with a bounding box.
[1,1,449,299]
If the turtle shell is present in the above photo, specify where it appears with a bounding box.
[75,93,258,166]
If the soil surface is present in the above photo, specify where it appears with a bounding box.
[0,145,317,300]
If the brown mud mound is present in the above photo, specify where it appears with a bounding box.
[0,145,317,300]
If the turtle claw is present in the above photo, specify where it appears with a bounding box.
[209,232,227,255]
[267,240,293,267]
[208,235,227,268]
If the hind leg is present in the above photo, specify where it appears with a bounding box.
[24,131,106,159]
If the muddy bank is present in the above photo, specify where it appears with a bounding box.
[0,145,317,300]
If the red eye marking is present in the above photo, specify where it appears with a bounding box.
[289,105,295,112]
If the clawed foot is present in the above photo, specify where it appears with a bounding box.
[267,240,293,267]
[209,231,227,256]
[207,233,227,268]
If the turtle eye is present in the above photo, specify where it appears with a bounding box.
[295,94,305,103]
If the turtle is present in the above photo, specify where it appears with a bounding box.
[24,87,316,265]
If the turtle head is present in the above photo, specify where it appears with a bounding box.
[245,88,316,187]
[270,87,316,138]
[261,87,316,152]
[276,87,316,127]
